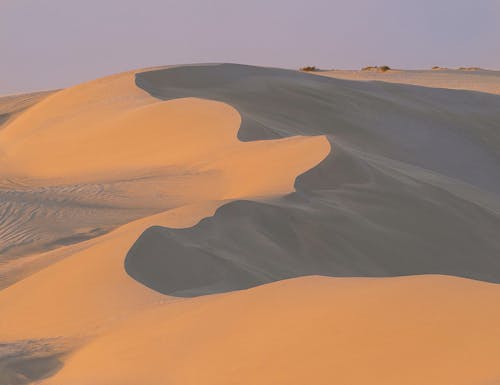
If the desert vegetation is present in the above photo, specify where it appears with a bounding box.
[299,66,317,72]
[459,66,482,71]
[361,65,391,72]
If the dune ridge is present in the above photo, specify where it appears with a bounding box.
[0,65,331,384]
[126,64,500,297]
[43,275,500,385]
[0,91,55,130]
[0,68,329,264]
[0,64,499,384]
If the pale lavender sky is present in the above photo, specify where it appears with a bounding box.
[1,0,500,94]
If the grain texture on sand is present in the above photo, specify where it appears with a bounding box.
[1,64,500,385]
[0,66,330,383]
[0,67,328,267]
[128,64,500,296]
[42,275,500,385]
[136,64,500,193]
[0,91,55,129]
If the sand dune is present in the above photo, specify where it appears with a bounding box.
[316,68,500,95]
[137,64,500,193]
[43,275,500,385]
[0,91,55,129]
[1,64,499,384]
[127,64,500,296]
[0,205,205,384]
[0,65,330,384]
[0,68,328,263]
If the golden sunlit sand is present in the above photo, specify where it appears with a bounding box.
[43,275,500,385]
[1,64,499,384]
[315,68,500,95]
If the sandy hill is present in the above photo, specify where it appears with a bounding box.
[0,91,55,128]
[0,64,499,385]
[316,68,500,95]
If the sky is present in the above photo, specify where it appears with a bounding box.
[1,0,500,94]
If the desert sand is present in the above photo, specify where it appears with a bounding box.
[1,64,499,384]
[316,68,500,95]
[42,275,500,385]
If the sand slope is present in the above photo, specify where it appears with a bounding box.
[316,68,500,95]
[0,68,328,264]
[0,65,331,384]
[0,64,499,384]
[127,64,500,296]
[0,91,55,129]
[137,64,500,193]
[43,275,500,385]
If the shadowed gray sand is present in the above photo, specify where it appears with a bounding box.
[126,64,500,296]
[136,64,500,193]
[0,89,224,286]
[0,339,67,385]
[0,178,179,259]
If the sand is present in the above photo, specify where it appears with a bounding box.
[0,64,499,384]
[316,68,500,95]
[42,275,500,385]
[129,64,500,297]
[0,68,328,263]
[0,91,55,129]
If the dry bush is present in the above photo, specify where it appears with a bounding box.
[362,65,391,72]
[300,66,317,72]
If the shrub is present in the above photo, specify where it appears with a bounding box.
[300,66,317,72]
[362,65,391,72]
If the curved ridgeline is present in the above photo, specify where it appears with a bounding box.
[126,64,500,296]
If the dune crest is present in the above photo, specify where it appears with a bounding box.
[315,68,500,95]
[1,64,499,384]
[124,64,500,297]
[0,69,329,261]
[0,66,331,384]
[42,275,500,385]
[0,91,55,131]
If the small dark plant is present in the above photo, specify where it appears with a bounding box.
[300,66,317,72]
[362,65,391,72]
